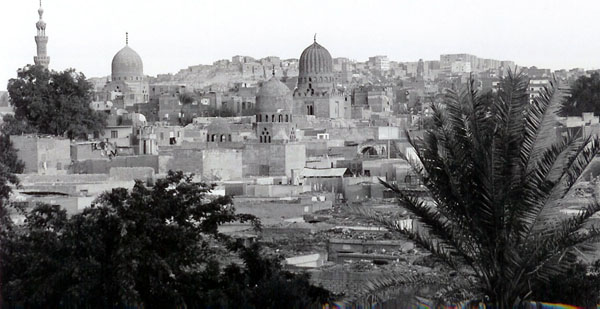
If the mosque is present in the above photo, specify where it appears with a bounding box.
[97,33,150,108]
[293,36,350,119]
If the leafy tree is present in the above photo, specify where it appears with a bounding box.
[560,72,600,116]
[1,204,70,307]
[0,135,24,174]
[360,71,600,306]
[1,171,330,307]
[7,65,106,139]
[215,243,331,308]
[1,114,35,136]
[178,92,196,105]
[0,161,20,306]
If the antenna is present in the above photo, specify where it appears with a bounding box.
[314,33,317,43]
[272,65,275,76]
[126,32,129,45]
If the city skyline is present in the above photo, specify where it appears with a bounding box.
[2,0,600,91]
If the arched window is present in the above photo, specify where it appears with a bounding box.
[207,134,210,142]
[220,135,225,142]
[211,134,216,142]
[228,134,232,142]
[279,115,283,122]
[261,128,270,144]
[271,115,275,122]
[285,115,289,122]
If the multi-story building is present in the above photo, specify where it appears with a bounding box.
[368,55,390,72]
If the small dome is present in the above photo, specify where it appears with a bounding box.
[256,76,293,113]
[299,41,333,76]
[206,118,231,133]
[111,45,143,80]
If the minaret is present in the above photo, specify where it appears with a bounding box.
[34,0,50,69]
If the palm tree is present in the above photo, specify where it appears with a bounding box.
[360,71,600,307]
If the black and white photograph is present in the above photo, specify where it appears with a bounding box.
[2,0,600,307]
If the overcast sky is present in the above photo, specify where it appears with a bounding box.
[1,0,600,91]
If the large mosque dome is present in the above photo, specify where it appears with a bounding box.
[299,40,333,76]
[111,45,143,81]
[296,37,335,95]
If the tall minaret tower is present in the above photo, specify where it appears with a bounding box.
[34,0,50,69]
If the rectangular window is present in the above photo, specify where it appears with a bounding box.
[111,130,118,138]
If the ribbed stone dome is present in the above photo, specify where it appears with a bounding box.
[299,41,333,76]
[256,76,293,113]
[111,45,143,80]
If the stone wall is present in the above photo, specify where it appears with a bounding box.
[11,135,71,175]
[72,155,160,174]
[159,150,202,174]
[201,149,243,181]
[327,127,378,142]
[71,143,106,161]
[109,167,154,182]
[242,143,305,178]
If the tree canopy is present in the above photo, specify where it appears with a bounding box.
[1,171,330,308]
[7,65,106,139]
[361,71,600,306]
[560,72,600,116]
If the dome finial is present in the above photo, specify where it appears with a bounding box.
[38,0,44,19]
[314,33,317,43]
[272,65,275,76]
[126,32,129,45]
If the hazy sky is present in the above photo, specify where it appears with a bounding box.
[1,0,600,91]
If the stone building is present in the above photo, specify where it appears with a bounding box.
[293,38,349,119]
[255,74,296,144]
[206,118,233,143]
[98,33,149,107]
[11,135,71,175]
[237,72,306,179]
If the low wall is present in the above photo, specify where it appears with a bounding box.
[72,155,160,174]
[328,238,415,262]
[17,174,109,184]
[109,167,154,182]
[234,199,333,225]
